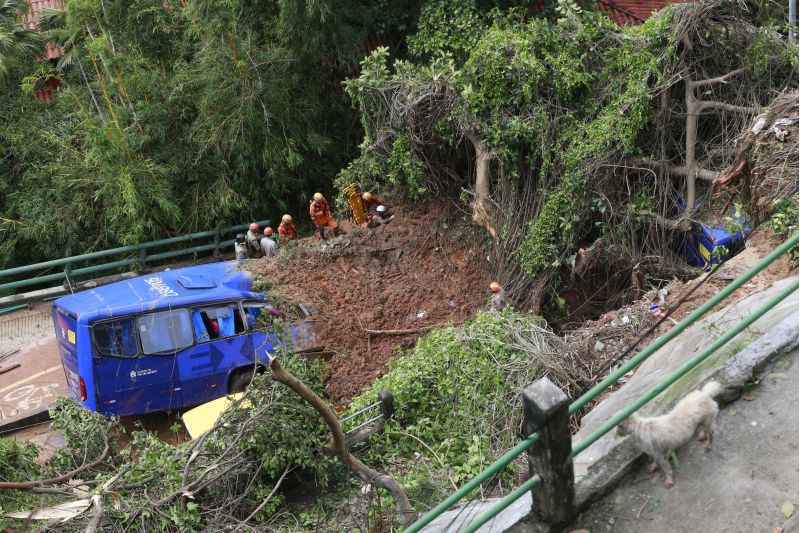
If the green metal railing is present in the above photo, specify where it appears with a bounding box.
[0,219,270,296]
[406,233,798,532]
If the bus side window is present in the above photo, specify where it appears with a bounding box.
[242,303,266,330]
[137,309,194,355]
[193,306,245,342]
[93,318,138,358]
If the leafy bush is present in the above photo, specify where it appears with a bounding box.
[346,310,586,504]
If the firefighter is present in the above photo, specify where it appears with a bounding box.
[489,282,509,311]
[261,227,278,258]
[245,223,261,257]
[234,233,248,263]
[309,192,339,240]
[362,191,393,227]
[278,214,298,241]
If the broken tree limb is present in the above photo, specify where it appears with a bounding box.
[0,436,110,490]
[365,325,441,336]
[269,359,416,527]
[465,130,498,239]
[630,158,717,181]
[688,67,748,88]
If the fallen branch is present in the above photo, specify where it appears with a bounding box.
[630,158,717,181]
[0,437,110,490]
[269,359,416,527]
[365,325,442,336]
[236,466,291,529]
[85,494,103,533]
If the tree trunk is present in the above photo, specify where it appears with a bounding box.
[684,79,700,212]
[269,359,416,527]
[466,131,497,239]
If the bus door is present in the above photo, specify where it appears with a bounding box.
[178,303,253,406]
[92,309,192,415]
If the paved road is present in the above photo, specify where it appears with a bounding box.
[573,349,799,533]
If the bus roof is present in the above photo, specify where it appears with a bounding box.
[54,261,262,323]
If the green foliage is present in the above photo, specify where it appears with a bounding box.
[48,396,114,473]
[768,197,799,239]
[385,134,428,198]
[346,310,581,503]
[408,0,491,62]
[0,0,41,81]
[0,438,44,527]
[0,0,432,268]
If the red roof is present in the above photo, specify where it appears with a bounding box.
[596,0,689,26]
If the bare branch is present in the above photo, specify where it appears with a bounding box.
[688,67,748,88]
[697,101,758,114]
[269,359,416,527]
[629,158,718,181]
[0,436,110,490]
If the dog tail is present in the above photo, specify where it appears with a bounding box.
[701,380,723,398]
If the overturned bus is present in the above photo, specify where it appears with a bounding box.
[51,262,281,416]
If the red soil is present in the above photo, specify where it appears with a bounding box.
[253,202,492,404]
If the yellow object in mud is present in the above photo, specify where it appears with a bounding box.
[182,393,251,439]
[344,183,366,225]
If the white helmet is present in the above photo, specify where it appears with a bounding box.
[376,205,386,213]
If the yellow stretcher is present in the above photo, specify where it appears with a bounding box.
[343,183,366,225]
[182,393,251,439]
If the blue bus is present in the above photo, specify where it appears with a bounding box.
[52,262,280,416]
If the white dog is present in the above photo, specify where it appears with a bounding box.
[617,381,722,488]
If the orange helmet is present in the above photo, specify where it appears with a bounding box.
[362,191,373,202]
[489,282,502,293]
[249,223,259,232]
[264,227,273,236]
[282,214,292,223]
[313,192,324,202]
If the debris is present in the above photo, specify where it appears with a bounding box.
[5,498,92,521]
[742,392,755,401]
[782,501,795,519]
[767,373,787,380]
[182,393,249,439]
[594,340,606,352]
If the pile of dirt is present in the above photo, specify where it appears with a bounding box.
[251,201,492,404]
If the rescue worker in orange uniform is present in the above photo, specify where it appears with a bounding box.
[278,214,298,241]
[489,282,509,311]
[309,192,339,240]
[361,191,393,227]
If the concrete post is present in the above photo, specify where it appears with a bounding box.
[379,389,395,420]
[522,376,575,528]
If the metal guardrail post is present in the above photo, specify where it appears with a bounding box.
[138,247,148,272]
[522,377,574,528]
[213,228,221,258]
[379,389,395,420]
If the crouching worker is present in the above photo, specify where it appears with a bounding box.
[246,223,262,258]
[309,192,340,240]
[278,214,298,241]
[489,282,509,311]
[261,227,278,258]
[234,234,248,263]
[362,191,394,227]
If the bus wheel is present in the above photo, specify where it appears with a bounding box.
[229,369,255,393]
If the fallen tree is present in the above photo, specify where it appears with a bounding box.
[337,1,797,313]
